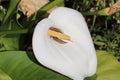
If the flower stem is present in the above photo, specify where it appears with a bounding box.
[82,8,109,16]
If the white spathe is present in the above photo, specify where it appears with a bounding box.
[32,7,97,80]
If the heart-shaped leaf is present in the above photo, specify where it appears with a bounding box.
[0,51,70,80]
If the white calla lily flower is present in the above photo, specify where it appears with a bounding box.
[32,7,97,80]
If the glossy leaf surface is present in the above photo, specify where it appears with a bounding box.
[0,51,70,80]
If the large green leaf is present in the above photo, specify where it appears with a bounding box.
[0,69,12,80]
[0,51,120,80]
[0,51,70,80]
[96,51,120,80]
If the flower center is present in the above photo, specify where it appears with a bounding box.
[48,27,71,44]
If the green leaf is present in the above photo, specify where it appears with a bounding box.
[96,51,120,80]
[0,34,20,51]
[94,41,106,46]
[0,51,120,80]
[0,5,6,21]
[0,10,24,51]
[96,35,104,41]
[0,51,70,80]
[0,69,12,80]
[0,16,22,51]
[2,0,20,24]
